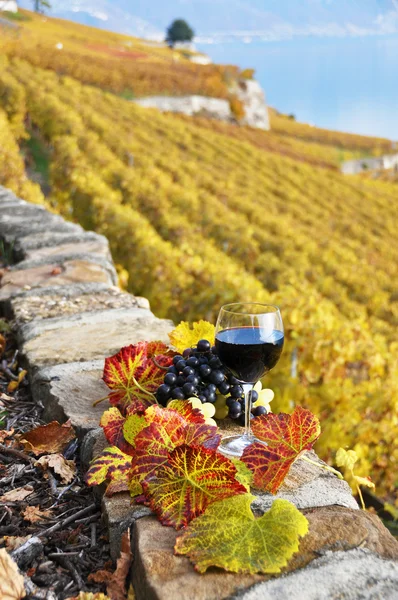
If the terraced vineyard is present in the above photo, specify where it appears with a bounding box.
[0,12,397,501]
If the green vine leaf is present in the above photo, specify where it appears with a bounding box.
[175,494,308,574]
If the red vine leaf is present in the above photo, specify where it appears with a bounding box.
[103,342,173,412]
[166,400,206,424]
[242,407,321,494]
[142,445,247,529]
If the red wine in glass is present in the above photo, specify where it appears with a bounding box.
[215,304,284,457]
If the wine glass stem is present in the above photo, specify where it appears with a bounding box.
[242,383,255,440]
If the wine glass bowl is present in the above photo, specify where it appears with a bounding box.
[215,303,284,457]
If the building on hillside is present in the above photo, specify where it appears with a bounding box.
[189,53,212,65]
[0,1,18,12]
[341,153,398,175]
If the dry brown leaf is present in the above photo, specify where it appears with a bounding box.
[0,392,14,402]
[66,594,110,600]
[35,453,76,484]
[106,530,133,600]
[7,370,27,394]
[0,334,5,355]
[5,536,32,551]
[0,549,25,600]
[0,429,14,443]
[0,485,34,503]
[22,505,53,523]
[88,570,113,584]
[20,420,76,456]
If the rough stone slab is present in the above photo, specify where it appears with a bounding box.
[13,230,109,261]
[0,260,114,301]
[103,495,153,560]
[131,508,398,600]
[235,549,398,600]
[252,451,358,511]
[12,254,118,286]
[19,240,111,263]
[0,212,82,243]
[31,361,108,436]
[10,288,150,324]
[21,307,173,368]
[80,427,107,473]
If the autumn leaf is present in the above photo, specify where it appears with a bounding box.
[142,445,247,529]
[336,447,375,508]
[131,406,220,487]
[0,334,5,355]
[5,536,31,551]
[0,549,25,600]
[0,485,34,503]
[168,320,215,353]
[175,494,308,574]
[100,407,146,455]
[103,342,173,411]
[19,420,76,456]
[88,570,113,584]
[166,399,207,424]
[242,406,321,494]
[106,530,133,600]
[22,506,52,523]
[86,446,133,494]
[67,594,110,600]
[0,429,14,443]
[35,454,76,484]
[7,370,27,394]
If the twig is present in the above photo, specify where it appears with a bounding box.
[0,444,34,464]
[63,557,85,589]
[48,552,82,559]
[38,503,96,538]
[90,522,96,548]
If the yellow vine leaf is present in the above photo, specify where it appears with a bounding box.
[175,494,308,574]
[168,320,215,353]
[335,447,375,509]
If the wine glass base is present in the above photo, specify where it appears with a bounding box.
[218,434,256,458]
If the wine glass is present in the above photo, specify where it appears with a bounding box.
[215,303,284,457]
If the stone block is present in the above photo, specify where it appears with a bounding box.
[0,260,114,301]
[13,230,110,261]
[131,506,398,600]
[0,211,82,243]
[31,360,108,436]
[9,287,148,324]
[103,495,153,560]
[20,307,173,369]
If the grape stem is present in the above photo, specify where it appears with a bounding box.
[300,454,344,479]
[92,394,110,407]
[152,357,169,370]
[132,376,158,403]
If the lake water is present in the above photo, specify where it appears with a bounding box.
[198,35,398,140]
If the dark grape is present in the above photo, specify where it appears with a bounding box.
[208,356,222,369]
[230,384,244,398]
[199,364,211,378]
[173,355,184,366]
[253,406,268,417]
[164,372,177,386]
[171,387,185,400]
[198,356,209,365]
[211,345,217,354]
[186,374,200,385]
[228,401,242,415]
[204,391,216,403]
[218,381,230,395]
[226,397,237,408]
[228,375,239,385]
[210,370,224,385]
[206,383,217,394]
[249,390,259,403]
[176,375,185,387]
[186,356,200,368]
[167,366,178,375]
[157,384,171,402]
[197,339,211,352]
[198,395,207,403]
[183,366,195,377]
[182,348,192,358]
[183,382,196,397]
[175,359,186,372]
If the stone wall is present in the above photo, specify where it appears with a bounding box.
[1,186,397,599]
[134,79,270,130]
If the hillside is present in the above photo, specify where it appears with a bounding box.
[0,11,397,501]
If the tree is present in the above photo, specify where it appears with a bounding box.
[33,0,51,13]
[166,19,194,47]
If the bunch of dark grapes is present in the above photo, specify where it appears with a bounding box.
[156,339,267,426]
